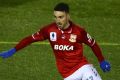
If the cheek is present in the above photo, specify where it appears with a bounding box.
[61,18,67,24]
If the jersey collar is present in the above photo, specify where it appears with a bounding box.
[58,21,73,34]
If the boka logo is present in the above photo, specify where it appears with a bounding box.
[50,32,57,41]
[54,45,74,51]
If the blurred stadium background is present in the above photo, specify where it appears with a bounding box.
[0,0,120,80]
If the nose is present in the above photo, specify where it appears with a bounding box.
[55,18,60,22]
[56,18,61,24]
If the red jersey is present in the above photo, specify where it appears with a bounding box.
[15,21,104,78]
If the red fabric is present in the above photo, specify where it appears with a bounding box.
[15,36,36,51]
[78,28,105,63]
[14,21,104,78]
[15,26,48,51]
[91,42,105,63]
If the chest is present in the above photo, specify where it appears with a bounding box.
[46,26,84,52]
[49,30,79,45]
[44,24,84,49]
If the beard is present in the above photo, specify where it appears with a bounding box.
[56,22,68,30]
[57,22,62,26]
[56,22,63,29]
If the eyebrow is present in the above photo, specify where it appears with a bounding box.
[54,15,64,18]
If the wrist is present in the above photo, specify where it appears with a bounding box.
[10,48,16,54]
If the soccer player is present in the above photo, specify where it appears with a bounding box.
[0,2,111,80]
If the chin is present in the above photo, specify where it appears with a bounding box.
[58,25,63,29]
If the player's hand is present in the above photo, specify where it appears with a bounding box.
[0,48,16,58]
[100,60,111,72]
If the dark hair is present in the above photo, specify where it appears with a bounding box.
[54,2,69,13]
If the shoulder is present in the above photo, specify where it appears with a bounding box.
[71,21,86,33]
[39,22,56,32]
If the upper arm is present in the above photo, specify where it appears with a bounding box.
[32,27,48,41]
[80,29,96,47]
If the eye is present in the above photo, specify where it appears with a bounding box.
[54,15,57,20]
[59,16,64,19]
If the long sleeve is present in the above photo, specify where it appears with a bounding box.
[80,29,105,63]
[90,42,104,63]
[15,36,37,51]
[15,27,47,51]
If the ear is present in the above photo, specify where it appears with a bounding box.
[67,14,70,20]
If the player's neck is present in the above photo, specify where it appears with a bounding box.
[63,22,70,30]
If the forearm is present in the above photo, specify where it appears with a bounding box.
[15,36,37,51]
[91,42,105,63]
[0,36,38,58]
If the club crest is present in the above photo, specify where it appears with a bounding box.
[69,34,77,42]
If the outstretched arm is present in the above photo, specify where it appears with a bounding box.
[0,36,36,58]
[80,29,111,72]
[0,27,47,58]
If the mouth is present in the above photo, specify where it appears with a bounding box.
[57,22,62,27]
